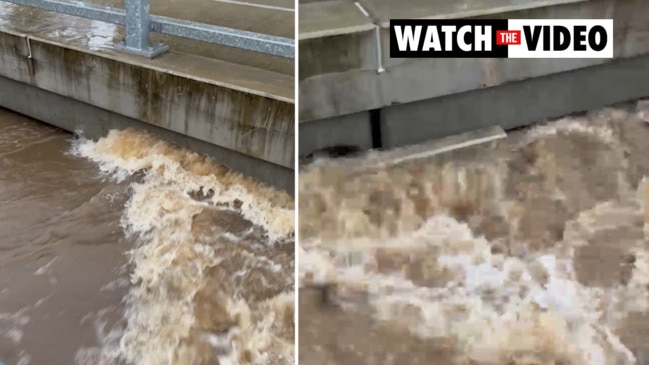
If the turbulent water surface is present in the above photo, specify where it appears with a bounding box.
[0,108,295,365]
[299,100,649,365]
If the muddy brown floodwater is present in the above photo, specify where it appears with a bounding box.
[0,107,295,365]
[299,100,649,365]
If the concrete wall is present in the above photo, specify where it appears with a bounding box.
[0,28,294,193]
[299,0,649,156]
[381,54,649,148]
[0,75,295,195]
[299,111,373,156]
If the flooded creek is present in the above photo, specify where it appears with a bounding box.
[299,101,649,365]
[0,108,295,365]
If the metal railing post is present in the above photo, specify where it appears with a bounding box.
[116,0,168,58]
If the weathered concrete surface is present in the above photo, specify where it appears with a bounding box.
[0,0,295,192]
[298,0,649,156]
[302,53,649,155]
[299,0,649,121]
[358,0,587,27]
[382,54,649,149]
[299,0,373,39]
[0,76,294,195]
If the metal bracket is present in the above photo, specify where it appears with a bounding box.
[26,35,32,59]
[114,0,168,58]
[115,39,168,58]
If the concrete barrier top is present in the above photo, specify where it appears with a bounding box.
[360,0,587,28]
[299,1,373,39]
[300,0,588,40]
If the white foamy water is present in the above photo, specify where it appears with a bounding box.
[72,129,294,365]
[0,306,35,365]
[303,216,643,364]
[300,101,649,364]
[75,129,293,241]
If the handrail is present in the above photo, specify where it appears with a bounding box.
[0,0,294,58]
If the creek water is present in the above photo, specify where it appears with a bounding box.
[0,108,295,365]
[299,101,649,365]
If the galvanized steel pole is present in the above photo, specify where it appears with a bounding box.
[117,0,168,57]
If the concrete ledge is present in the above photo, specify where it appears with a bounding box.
[360,0,587,27]
[0,75,295,194]
[367,126,506,168]
[299,0,373,39]
[299,0,649,122]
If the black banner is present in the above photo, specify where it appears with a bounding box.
[389,19,510,58]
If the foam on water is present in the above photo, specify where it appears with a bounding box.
[75,129,293,240]
[300,102,649,364]
[302,216,647,364]
[73,129,294,365]
[0,306,34,365]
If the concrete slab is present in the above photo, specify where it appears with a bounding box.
[298,1,375,83]
[365,126,506,168]
[358,0,587,28]
[299,0,373,39]
[305,126,506,171]
[299,0,649,123]
[211,0,294,12]
[298,0,587,39]
[380,54,649,148]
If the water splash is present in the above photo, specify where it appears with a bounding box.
[300,101,649,364]
[74,128,294,365]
